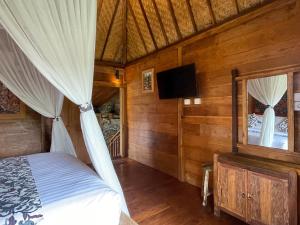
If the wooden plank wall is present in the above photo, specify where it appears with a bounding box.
[125,0,300,186]
[125,48,180,178]
[0,108,42,158]
[182,0,300,187]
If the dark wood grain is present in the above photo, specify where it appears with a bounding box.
[115,158,246,225]
[215,153,298,225]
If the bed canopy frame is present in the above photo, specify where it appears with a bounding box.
[0,0,128,215]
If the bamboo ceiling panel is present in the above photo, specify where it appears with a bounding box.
[210,0,238,22]
[127,8,147,61]
[103,0,124,62]
[237,0,265,11]
[170,0,195,38]
[129,0,156,53]
[141,0,167,48]
[95,0,273,64]
[190,0,214,30]
[154,0,178,44]
[95,0,118,60]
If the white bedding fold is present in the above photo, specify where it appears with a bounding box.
[27,153,121,225]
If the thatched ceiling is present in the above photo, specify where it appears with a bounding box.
[95,0,272,65]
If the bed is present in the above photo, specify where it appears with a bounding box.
[0,153,122,225]
[248,114,288,150]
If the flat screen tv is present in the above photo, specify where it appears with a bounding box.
[157,63,198,99]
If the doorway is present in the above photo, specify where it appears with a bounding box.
[93,86,126,159]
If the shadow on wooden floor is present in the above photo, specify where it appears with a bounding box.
[114,158,246,225]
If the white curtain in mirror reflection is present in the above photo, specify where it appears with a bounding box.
[247,74,287,149]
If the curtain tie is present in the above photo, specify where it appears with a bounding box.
[53,116,61,121]
[79,102,93,113]
[266,105,274,109]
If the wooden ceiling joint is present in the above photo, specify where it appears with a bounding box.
[234,0,240,14]
[206,0,217,24]
[185,0,197,32]
[128,1,149,54]
[151,0,169,45]
[138,0,158,50]
[167,0,182,40]
[100,0,121,60]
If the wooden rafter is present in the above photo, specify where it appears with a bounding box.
[185,0,197,32]
[128,0,148,53]
[100,0,121,60]
[234,0,240,14]
[138,0,158,50]
[167,0,182,40]
[151,0,169,45]
[121,0,128,65]
[206,0,217,24]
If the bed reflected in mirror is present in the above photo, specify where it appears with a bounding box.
[247,74,288,150]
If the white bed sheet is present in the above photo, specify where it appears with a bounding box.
[27,153,121,225]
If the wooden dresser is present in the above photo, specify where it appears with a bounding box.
[214,153,298,225]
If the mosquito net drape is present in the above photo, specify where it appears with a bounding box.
[248,75,287,147]
[0,27,76,157]
[0,0,128,214]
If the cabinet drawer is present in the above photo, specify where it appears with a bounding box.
[247,171,289,225]
[217,162,247,219]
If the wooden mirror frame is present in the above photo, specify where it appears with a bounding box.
[232,64,300,164]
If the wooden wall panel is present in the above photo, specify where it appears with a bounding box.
[125,0,300,187]
[181,0,300,187]
[126,48,179,178]
[0,108,42,158]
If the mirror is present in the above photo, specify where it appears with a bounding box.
[247,74,288,150]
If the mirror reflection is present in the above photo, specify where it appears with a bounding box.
[247,74,288,150]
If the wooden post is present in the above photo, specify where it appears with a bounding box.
[120,75,127,157]
[177,46,184,181]
[231,69,239,153]
[287,72,294,152]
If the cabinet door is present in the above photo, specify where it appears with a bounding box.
[247,171,289,225]
[217,162,247,219]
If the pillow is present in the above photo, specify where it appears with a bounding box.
[276,118,288,133]
[248,114,258,128]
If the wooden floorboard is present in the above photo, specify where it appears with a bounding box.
[114,158,246,225]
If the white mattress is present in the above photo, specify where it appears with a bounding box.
[27,153,121,225]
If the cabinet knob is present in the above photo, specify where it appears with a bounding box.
[241,193,246,198]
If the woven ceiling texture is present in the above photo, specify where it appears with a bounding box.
[95,0,270,64]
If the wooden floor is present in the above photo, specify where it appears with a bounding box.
[114,158,246,225]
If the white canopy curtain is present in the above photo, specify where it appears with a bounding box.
[0,27,76,157]
[0,0,129,214]
[247,74,287,147]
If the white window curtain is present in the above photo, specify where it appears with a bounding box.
[0,28,76,157]
[247,75,287,147]
[0,0,128,215]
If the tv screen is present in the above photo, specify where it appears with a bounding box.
[157,64,197,99]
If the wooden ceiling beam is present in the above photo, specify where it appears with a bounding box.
[206,0,217,24]
[138,0,158,50]
[100,0,121,60]
[167,0,182,40]
[151,0,169,45]
[128,0,149,53]
[234,0,240,14]
[185,0,197,32]
[94,59,125,68]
